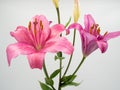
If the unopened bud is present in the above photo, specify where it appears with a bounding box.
[52,0,59,8]
[73,0,80,22]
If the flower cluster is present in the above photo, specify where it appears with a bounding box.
[6,0,120,90]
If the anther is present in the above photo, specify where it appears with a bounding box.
[33,18,38,36]
[40,21,43,30]
[28,21,31,30]
[97,27,101,34]
[104,31,108,36]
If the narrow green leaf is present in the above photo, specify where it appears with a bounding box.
[50,68,61,79]
[61,75,77,83]
[45,78,54,86]
[68,82,80,86]
[65,17,72,28]
[39,81,52,90]
[61,81,80,88]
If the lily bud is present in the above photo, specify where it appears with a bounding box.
[52,0,59,8]
[73,0,80,22]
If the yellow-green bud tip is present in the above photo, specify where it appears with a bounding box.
[52,0,59,8]
[73,0,80,22]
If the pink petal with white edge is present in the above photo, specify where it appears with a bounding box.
[50,24,65,37]
[97,41,108,53]
[6,43,36,66]
[43,37,74,54]
[10,26,33,45]
[104,31,120,41]
[27,52,45,69]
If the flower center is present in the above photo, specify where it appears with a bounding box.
[90,24,100,35]
[90,24,108,40]
[28,18,44,51]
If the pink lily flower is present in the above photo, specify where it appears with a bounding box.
[6,15,74,69]
[67,14,120,57]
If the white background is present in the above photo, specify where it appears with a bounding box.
[0,0,120,90]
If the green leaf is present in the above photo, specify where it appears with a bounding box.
[61,81,80,88]
[68,82,80,86]
[65,17,72,28]
[61,75,77,83]
[60,75,78,88]
[45,78,54,86]
[39,81,52,90]
[50,68,61,79]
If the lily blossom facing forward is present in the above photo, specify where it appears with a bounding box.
[67,14,120,57]
[6,15,74,69]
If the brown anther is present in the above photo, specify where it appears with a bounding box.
[40,21,43,30]
[33,18,38,26]
[90,24,94,34]
[97,27,101,34]
[104,31,108,36]
[28,21,31,30]
[33,18,38,36]
[91,24,94,29]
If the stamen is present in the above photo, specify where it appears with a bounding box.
[97,27,101,34]
[104,31,108,36]
[90,24,94,34]
[33,18,38,36]
[40,21,43,30]
[28,21,31,30]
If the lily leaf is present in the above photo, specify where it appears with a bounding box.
[39,81,52,90]
[45,78,54,86]
[68,82,80,86]
[61,75,77,83]
[50,68,61,79]
[61,81,80,88]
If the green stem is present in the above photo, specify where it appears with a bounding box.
[56,8,61,24]
[63,29,76,77]
[58,59,62,90]
[43,60,49,79]
[72,56,86,76]
[43,61,56,90]
[56,7,62,90]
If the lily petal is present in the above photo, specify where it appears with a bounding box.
[50,24,65,37]
[66,23,83,34]
[43,37,74,54]
[104,31,120,41]
[80,30,98,56]
[11,26,33,45]
[97,41,108,53]
[27,52,45,69]
[6,43,35,66]
[84,14,95,32]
